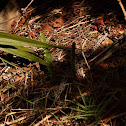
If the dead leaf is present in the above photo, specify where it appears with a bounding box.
[41,24,54,31]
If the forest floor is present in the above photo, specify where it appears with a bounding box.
[0,0,126,125]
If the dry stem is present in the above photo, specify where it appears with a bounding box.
[117,0,126,20]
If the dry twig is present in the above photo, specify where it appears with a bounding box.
[88,31,126,67]
[117,0,126,20]
[22,0,34,13]
[34,91,89,125]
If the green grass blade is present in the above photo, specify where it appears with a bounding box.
[53,114,63,125]
[18,96,34,104]
[15,46,35,53]
[0,32,71,50]
[6,83,16,88]
[0,56,29,73]
[70,107,96,114]
[74,102,95,109]
[67,114,95,119]
[69,107,85,113]
[40,33,52,63]
[40,33,53,74]
[74,102,86,109]
[78,86,87,106]
[0,47,49,66]
[96,91,117,118]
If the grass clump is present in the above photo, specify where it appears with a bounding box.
[67,87,117,125]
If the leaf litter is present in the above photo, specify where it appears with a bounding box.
[0,0,126,125]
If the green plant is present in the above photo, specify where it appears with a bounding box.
[18,95,35,109]
[53,114,63,125]
[0,32,71,73]
[40,33,53,74]
[67,87,117,125]
[67,89,96,122]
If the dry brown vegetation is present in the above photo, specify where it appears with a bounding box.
[0,0,126,125]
